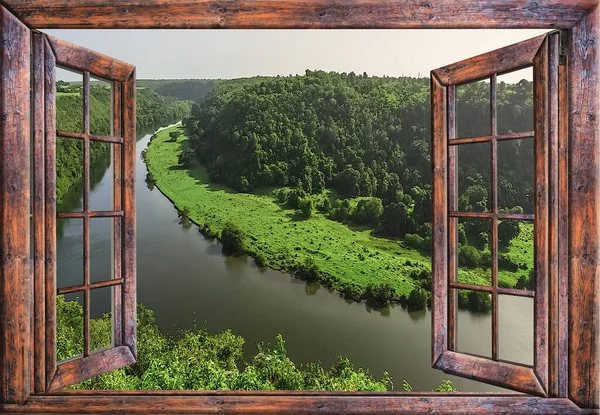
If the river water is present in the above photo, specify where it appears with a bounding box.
[56,125,534,392]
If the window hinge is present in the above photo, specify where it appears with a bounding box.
[559,29,568,66]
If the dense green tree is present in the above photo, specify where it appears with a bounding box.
[221,222,245,255]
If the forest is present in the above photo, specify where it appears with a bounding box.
[169,70,535,309]
[55,82,191,207]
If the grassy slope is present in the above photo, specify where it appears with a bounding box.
[146,125,533,300]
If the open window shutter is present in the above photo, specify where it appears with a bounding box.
[431,33,565,396]
[31,33,137,392]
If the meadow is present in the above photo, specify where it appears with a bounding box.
[145,125,534,310]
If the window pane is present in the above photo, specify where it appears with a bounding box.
[56,293,84,362]
[497,67,534,135]
[57,218,83,289]
[56,67,83,133]
[89,77,113,136]
[498,221,534,291]
[90,218,114,284]
[498,138,534,215]
[457,218,491,286]
[499,295,533,366]
[56,137,83,213]
[457,142,491,212]
[90,142,114,212]
[456,289,492,358]
[90,286,114,353]
[456,79,491,138]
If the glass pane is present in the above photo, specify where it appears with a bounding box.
[90,218,114,284]
[498,221,534,291]
[457,142,491,212]
[89,77,113,136]
[56,293,84,362]
[499,295,534,366]
[56,137,83,212]
[57,218,83,289]
[457,218,491,286]
[90,142,114,211]
[90,286,113,353]
[456,78,491,138]
[498,138,534,215]
[456,289,492,358]
[56,67,83,133]
[497,67,534,135]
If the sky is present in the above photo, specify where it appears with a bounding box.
[47,29,548,82]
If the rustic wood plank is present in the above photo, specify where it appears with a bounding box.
[447,85,457,352]
[435,351,546,397]
[432,35,544,86]
[557,40,569,401]
[56,211,123,219]
[32,32,46,395]
[82,71,91,358]
[48,346,135,392]
[46,35,134,82]
[2,0,594,29]
[3,394,590,414]
[490,74,498,362]
[547,31,560,398]
[122,72,137,357]
[431,74,447,365]
[0,5,31,404]
[113,82,123,347]
[43,35,57,393]
[533,35,550,396]
[568,6,600,409]
[57,279,123,296]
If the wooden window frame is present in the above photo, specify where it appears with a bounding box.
[431,33,557,397]
[32,32,138,393]
[0,1,598,414]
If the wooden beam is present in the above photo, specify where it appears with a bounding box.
[568,5,600,409]
[0,394,594,414]
[0,4,30,405]
[432,34,545,86]
[1,0,596,29]
[45,35,134,82]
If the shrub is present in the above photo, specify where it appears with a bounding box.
[255,254,266,267]
[458,290,491,312]
[352,197,383,226]
[221,222,245,255]
[298,197,313,218]
[365,283,396,307]
[404,233,425,251]
[458,245,482,268]
[498,253,519,272]
[407,287,428,310]
[178,148,196,167]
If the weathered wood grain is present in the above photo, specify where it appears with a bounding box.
[447,85,457,352]
[122,73,137,358]
[32,32,46,395]
[43,35,57,393]
[113,82,123,347]
[533,35,550,396]
[48,346,135,392]
[2,393,591,414]
[0,5,31,404]
[435,351,546,397]
[547,31,560,398]
[432,35,544,86]
[557,42,569,401]
[2,0,595,29]
[46,35,134,82]
[431,74,447,365]
[568,5,600,409]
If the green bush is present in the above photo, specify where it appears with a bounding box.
[404,233,425,251]
[458,245,482,268]
[221,222,245,255]
[407,287,428,310]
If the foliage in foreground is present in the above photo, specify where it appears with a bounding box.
[58,296,401,391]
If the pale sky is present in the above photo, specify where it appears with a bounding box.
[46,29,548,82]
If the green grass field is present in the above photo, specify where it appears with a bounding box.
[145,125,534,304]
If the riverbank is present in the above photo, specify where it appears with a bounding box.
[144,125,533,310]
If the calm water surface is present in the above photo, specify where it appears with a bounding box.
[56,125,533,391]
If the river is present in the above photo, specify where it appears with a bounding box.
[56,125,534,392]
